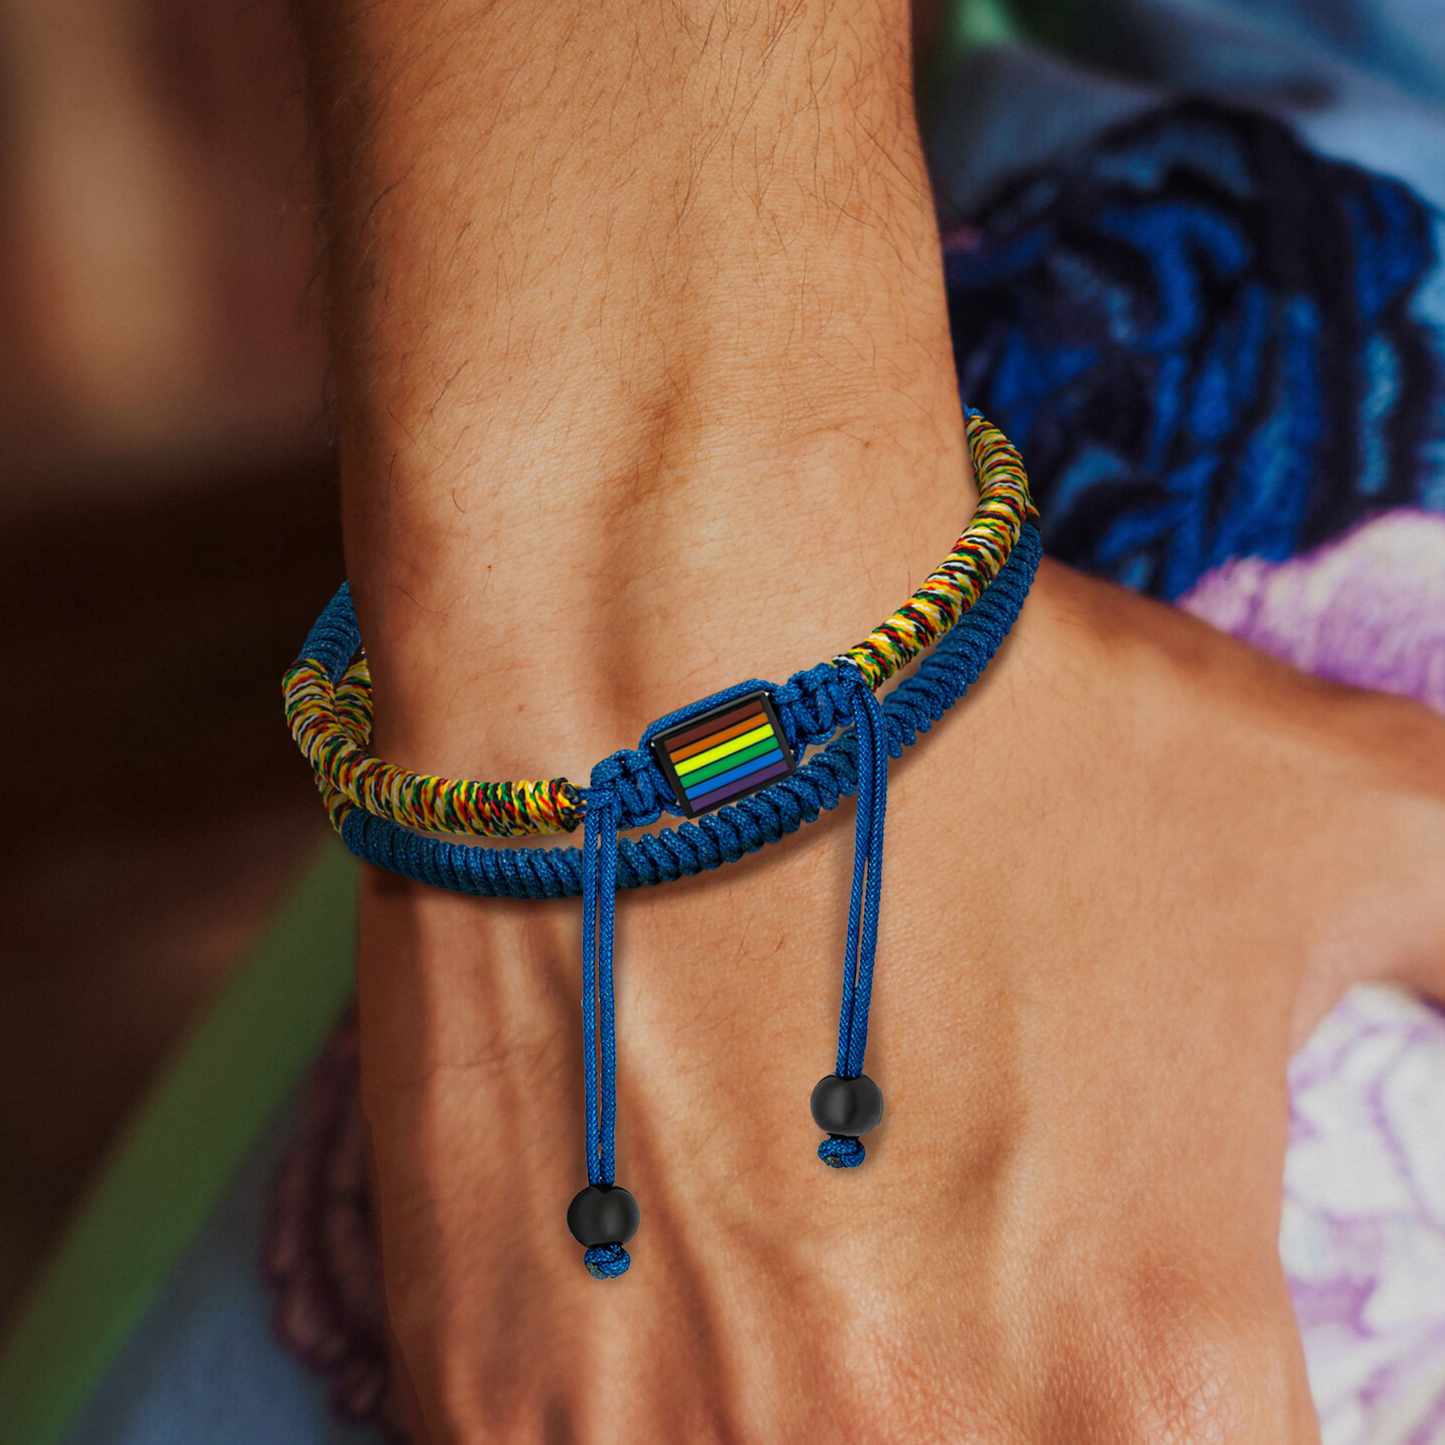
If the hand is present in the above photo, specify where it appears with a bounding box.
[355,557,1445,1443]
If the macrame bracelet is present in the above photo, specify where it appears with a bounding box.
[284,411,1034,839]
[285,409,1040,1280]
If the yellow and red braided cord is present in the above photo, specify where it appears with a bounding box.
[838,412,1038,688]
[284,653,582,836]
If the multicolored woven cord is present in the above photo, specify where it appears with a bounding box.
[284,652,582,837]
[285,409,1034,838]
[837,411,1038,688]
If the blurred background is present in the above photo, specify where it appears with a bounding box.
[0,0,341,1332]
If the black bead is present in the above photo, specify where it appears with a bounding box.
[567,1184,641,1247]
[810,1073,884,1137]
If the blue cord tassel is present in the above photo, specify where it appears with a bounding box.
[818,665,889,1168]
[579,783,631,1273]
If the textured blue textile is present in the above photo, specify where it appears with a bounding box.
[946,103,1445,599]
[930,0,1445,219]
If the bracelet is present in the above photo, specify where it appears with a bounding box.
[285,410,1039,1280]
[284,410,1034,839]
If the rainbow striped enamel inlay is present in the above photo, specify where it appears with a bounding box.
[651,692,796,817]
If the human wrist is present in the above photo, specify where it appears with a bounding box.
[349,402,976,786]
[338,205,976,781]
[299,0,970,779]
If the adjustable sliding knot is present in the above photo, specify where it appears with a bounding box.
[771,662,856,750]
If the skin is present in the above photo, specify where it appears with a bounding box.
[291,0,1445,1439]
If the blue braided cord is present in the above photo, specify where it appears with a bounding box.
[834,665,887,1082]
[596,782,619,1185]
[581,791,606,1186]
[834,670,868,1074]
[815,667,888,1172]
[581,783,622,1191]
[581,773,623,1268]
[298,579,361,683]
[336,524,1041,895]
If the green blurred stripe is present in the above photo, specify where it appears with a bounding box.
[954,0,1019,46]
[0,839,358,1445]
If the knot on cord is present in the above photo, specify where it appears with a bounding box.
[813,663,888,1170]
[583,1243,631,1279]
[588,747,672,829]
[818,1136,867,1169]
[772,662,854,749]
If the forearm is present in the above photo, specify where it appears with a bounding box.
[296,0,973,779]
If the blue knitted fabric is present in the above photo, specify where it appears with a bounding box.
[946,99,1445,599]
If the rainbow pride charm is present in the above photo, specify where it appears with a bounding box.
[651,692,796,817]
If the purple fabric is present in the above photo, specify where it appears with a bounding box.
[1182,510,1445,1445]
[264,1021,399,1437]
[1183,510,1445,712]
